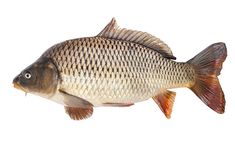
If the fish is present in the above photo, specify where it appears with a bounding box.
[13,18,227,120]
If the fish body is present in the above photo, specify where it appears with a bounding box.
[13,18,227,120]
[43,37,194,106]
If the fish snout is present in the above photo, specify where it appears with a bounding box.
[13,75,20,84]
[13,74,24,91]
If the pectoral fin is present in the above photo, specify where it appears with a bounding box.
[152,90,176,119]
[65,106,93,120]
[59,89,93,108]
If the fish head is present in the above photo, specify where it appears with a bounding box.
[13,57,59,97]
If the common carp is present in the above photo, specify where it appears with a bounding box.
[13,18,227,120]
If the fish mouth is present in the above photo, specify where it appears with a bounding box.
[13,82,28,94]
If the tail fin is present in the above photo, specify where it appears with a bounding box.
[187,42,227,113]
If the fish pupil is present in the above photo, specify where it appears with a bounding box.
[24,72,31,79]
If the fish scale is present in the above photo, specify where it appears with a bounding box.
[42,37,194,105]
[13,18,226,120]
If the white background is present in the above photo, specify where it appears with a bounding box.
[0,0,234,157]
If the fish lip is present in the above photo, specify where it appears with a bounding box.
[13,81,27,93]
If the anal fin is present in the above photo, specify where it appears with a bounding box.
[152,90,176,119]
[65,107,93,120]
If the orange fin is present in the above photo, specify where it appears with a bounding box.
[152,90,176,119]
[64,107,93,120]
[187,43,227,113]
[102,102,134,107]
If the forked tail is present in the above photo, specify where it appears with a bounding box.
[187,42,227,113]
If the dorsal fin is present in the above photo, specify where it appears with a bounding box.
[97,18,176,60]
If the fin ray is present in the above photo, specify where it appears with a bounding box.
[65,107,93,120]
[97,18,176,59]
[59,89,93,108]
[187,42,227,113]
[152,90,176,119]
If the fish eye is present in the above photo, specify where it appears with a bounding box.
[24,72,32,79]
